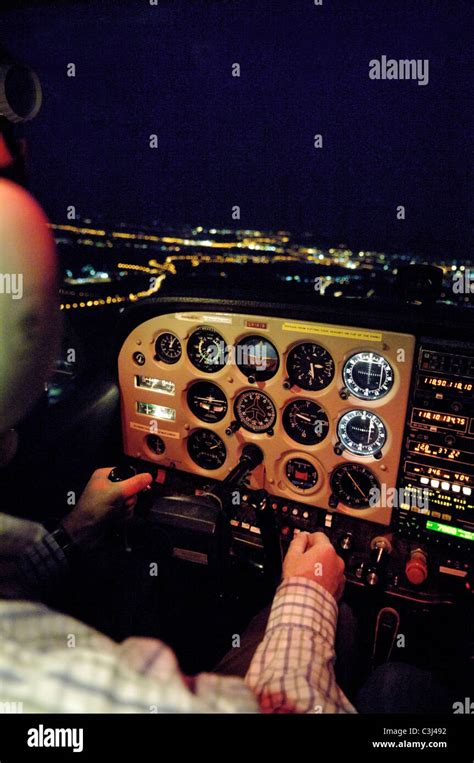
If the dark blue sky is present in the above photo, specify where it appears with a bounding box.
[3,0,472,256]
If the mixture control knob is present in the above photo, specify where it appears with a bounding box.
[405,548,428,586]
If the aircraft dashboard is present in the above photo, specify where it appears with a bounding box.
[117,299,474,607]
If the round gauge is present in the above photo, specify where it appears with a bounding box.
[187,429,227,470]
[330,463,380,508]
[285,458,319,491]
[287,343,335,391]
[282,399,329,445]
[235,336,279,382]
[187,381,228,423]
[154,332,182,364]
[234,390,277,433]
[187,327,227,373]
[337,409,387,456]
[146,434,166,455]
[343,352,394,400]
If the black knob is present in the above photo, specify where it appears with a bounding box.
[225,421,240,436]
[133,352,146,366]
[108,465,137,482]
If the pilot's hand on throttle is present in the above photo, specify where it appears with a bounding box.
[61,467,152,548]
[282,531,346,601]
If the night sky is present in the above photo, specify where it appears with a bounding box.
[2,0,472,256]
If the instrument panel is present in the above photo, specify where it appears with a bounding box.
[118,311,416,525]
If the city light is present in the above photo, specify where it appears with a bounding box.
[54,222,472,311]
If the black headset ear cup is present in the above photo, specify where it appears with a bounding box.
[0,63,42,123]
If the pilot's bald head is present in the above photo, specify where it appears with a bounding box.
[0,179,60,462]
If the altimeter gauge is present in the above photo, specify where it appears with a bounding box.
[287,343,335,391]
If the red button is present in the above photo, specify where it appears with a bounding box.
[155,469,167,485]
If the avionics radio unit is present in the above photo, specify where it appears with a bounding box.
[397,342,474,548]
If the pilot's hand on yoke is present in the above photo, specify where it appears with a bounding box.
[283,531,346,601]
[60,468,152,549]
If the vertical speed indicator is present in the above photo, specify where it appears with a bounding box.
[282,399,329,445]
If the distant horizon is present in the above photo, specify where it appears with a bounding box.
[51,217,469,263]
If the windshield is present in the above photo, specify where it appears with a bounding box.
[2,0,472,324]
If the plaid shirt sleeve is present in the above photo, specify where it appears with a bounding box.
[0,577,355,714]
[245,577,356,714]
[16,531,70,595]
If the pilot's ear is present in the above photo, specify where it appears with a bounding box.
[0,133,13,168]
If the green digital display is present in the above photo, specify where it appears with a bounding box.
[136,401,176,421]
[426,520,474,542]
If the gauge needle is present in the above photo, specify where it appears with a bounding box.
[367,417,373,443]
[296,413,312,422]
[348,472,368,500]
[309,363,315,379]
